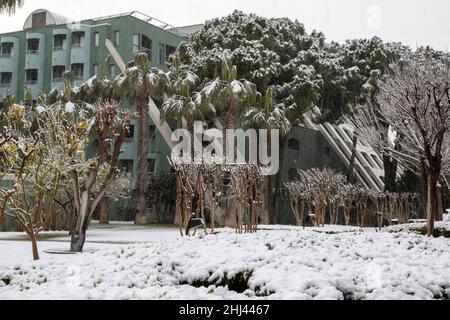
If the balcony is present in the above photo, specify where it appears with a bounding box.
[0,37,19,97]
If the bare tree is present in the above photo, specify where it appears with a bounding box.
[352,58,450,236]
[70,103,131,252]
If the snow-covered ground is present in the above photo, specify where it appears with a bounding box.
[1,224,450,300]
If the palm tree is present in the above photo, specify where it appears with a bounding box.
[114,52,168,225]
[202,60,257,155]
[242,87,293,224]
[0,0,23,14]
[161,57,216,149]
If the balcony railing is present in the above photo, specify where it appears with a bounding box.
[25,80,38,85]
[0,83,11,88]
[0,53,12,58]
[52,77,63,83]
[72,44,85,49]
[53,46,65,51]
[73,75,84,81]
[27,50,39,55]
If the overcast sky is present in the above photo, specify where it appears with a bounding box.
[0,0,448,50]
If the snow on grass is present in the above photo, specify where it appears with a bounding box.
[1,225,450,300]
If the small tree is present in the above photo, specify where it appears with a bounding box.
[70,102,131,252]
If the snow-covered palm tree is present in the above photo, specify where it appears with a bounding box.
[113,53,169,225]
[161,57,216,147]
[202,60,257,154]
[0,0,23,14]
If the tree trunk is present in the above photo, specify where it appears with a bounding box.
[135,93,150,225]
[71,193,89,252]
[29,233,40,261]
[425,170,440,237]
[347,135,358,184]
[383,155,398,192]
[71,229,86,252]
[99,197,109,224]
[272,137,286,225]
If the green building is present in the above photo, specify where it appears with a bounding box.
[0,9,189,186]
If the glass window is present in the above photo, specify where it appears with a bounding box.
[133,33,140,54]
[166,45,176,62]
[119,160,134,176]
[71,63,84,79]
[159,44,165,65]
[141,35,152,61]
[94,32,100,47]
[109,64,115,77]
[1,42,13,57]
[114,31,120,46]
[149,125,156,141]
[72,32,85,48]
[53,34,66,51]
[52,66,65,81]
[148,159,156,174]
[27,39,40,54]
[125,125,135,141]
[288,138,300,152]
[0,72,12,87]
[25,69,38,85]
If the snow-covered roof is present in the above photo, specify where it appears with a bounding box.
[23,9,70,30]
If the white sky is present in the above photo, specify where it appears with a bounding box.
[0,0,448,50]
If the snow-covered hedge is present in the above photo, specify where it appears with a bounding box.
[386,222,450,238]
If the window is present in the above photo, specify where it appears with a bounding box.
[114,31,120,46]
[27,39,40,54]
[53,34,66,51]
[71,63,84,80]
[159,43,165,65]
[141,35,152,61]
[72,32,85,48]
[25,69,38,85]
[288,138,300,152]
[93,64,99,76]
[94,32,100,47]
[0,72,12,87]
[52,66,65,81]
[288,168,298,182]
[1,42,13,57]
[166,45,176,62]
[32,12,46,28]
[133,33,140,54]
[125,125,135,142]
[149,125,156,141]
[119,160,134,176]
[109,64,115,77]
[148,159,156,174]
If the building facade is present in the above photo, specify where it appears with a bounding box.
[0,9,188,188]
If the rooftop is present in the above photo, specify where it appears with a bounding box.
[20,9,195,39]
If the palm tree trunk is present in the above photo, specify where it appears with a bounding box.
[135,93,150,225]
[272,137,286,224]
[347,135,358,184]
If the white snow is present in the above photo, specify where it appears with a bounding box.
[65,101,75,113]
[36,106,46,114]
[1,225,449,300]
